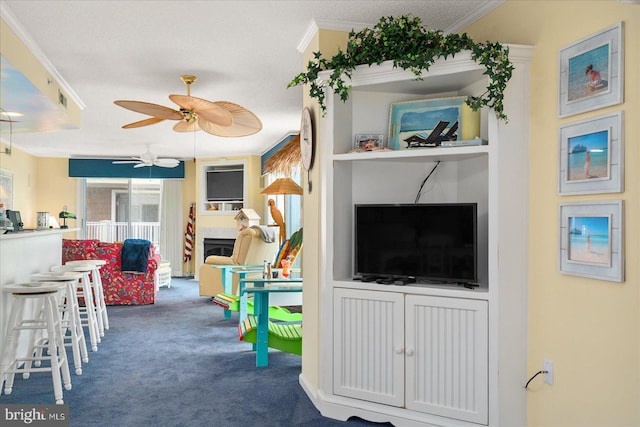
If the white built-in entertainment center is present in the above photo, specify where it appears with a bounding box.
[313,45,533,426]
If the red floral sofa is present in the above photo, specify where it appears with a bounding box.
[62,239,160,305]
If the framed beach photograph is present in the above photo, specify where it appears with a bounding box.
[558,111,623,195]
[559,200,624,282]
[388,96,480,150]
[0,168,13,210]
[558,22,623,118]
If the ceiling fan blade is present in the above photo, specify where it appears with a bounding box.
[114,100,183,120]
[122,117,165,129]
[169,95,232,126]
[154,158,180,168]
[213,101,262,136]
[173,120,200,133]
[133,163,149,168]
[196,102,262,137]
[112,160,142,164]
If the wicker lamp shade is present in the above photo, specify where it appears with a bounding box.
[261,177,303,195]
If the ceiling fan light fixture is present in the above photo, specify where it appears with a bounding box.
[111,145,180,168]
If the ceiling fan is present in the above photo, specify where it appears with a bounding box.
[112,146,180,168]
[114,75,262,137]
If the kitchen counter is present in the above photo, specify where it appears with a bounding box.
[0,227,79,240]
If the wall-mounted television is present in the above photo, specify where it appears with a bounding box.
[206,169,243,201]
[354,203,477,284]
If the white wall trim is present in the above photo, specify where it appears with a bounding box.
[445,0,505,34]
[297,18,374,53]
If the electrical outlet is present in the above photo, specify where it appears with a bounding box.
[543,359,554,385]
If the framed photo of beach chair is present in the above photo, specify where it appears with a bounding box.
[387,96,480,150]
[558,111,623,195]
[558,22,623,118]
[559,200,624,282]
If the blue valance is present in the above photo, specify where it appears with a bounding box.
[68,159,185,178]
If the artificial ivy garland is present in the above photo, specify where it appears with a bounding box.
[288,15,514,121]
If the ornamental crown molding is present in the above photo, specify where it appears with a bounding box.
[296,19,373,54]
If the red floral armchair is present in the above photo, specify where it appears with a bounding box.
[62,239,161,305]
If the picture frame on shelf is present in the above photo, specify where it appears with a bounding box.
[558,22,623,118]
[559,200,624,282]
[0,168,13,210]
[558,111,623,195]
[352,134,385,152]
[388,96,480,150]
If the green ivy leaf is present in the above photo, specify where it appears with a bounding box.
[288,15,513,120]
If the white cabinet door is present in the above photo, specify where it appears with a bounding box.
[333,288,405,406]
[405,295,488,424]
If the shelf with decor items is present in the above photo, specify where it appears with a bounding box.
[199,160,247,215]
[313,45,533,427]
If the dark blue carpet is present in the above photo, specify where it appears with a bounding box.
[0,278,384,426]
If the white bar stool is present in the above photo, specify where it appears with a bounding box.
[0,282,72,404]
[31,272,88,375]
[66,260,109,334]
[51,264,100,352]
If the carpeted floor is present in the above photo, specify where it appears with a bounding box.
[0,278,385,426]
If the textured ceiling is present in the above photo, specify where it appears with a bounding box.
[0,1,501,160]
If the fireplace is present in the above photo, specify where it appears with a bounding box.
[203,238,235,261]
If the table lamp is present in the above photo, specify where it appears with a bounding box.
[58,206,77,229]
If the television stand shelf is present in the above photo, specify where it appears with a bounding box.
[333,144,489,163]
[314,45,533,427]
[206,201,243,212]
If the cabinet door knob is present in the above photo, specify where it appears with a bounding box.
[394,346,404,354]
[405,348,414,356]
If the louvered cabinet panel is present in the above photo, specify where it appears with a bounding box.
[333,288,405,406]
[405,295,488,424]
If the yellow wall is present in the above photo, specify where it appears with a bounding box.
[300,28,350,396]
[465,1,639,426]
[0,143,39,228]
[0,144,38,227]
[1,147,79,235]
[36,157,79,232]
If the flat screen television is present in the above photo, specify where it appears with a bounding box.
[206,169,243,201]
[354,203,477,284]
